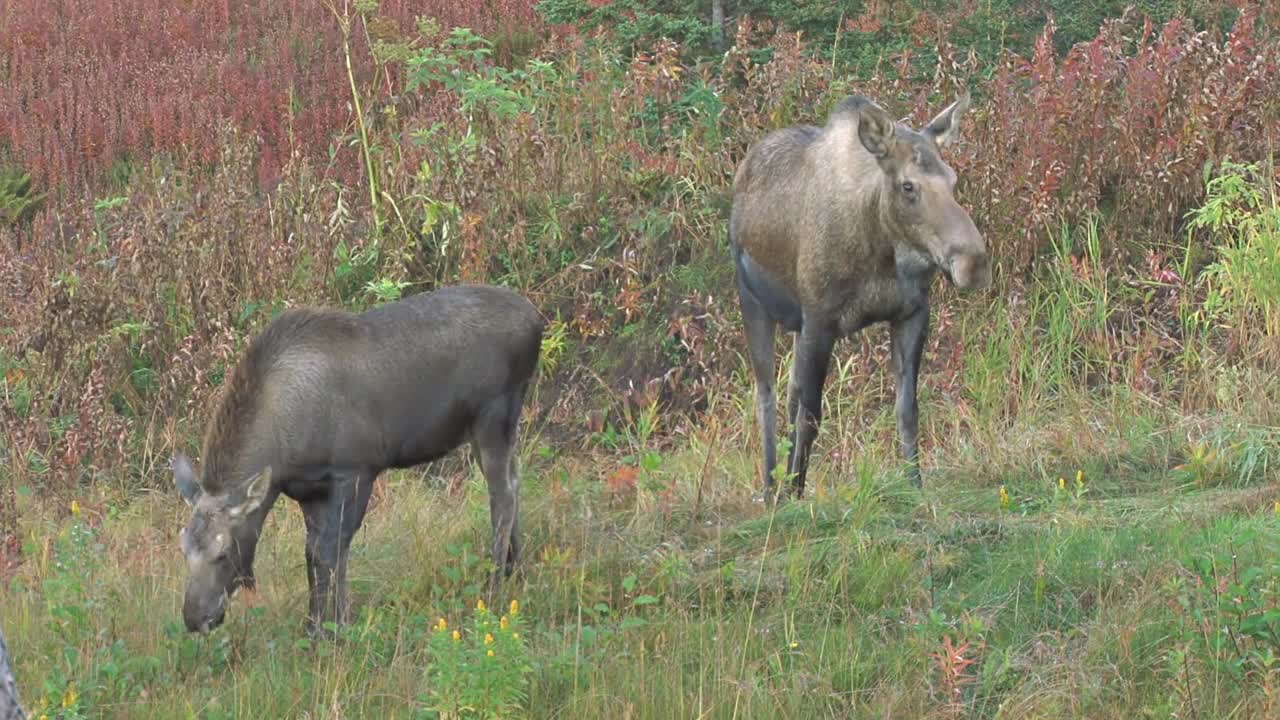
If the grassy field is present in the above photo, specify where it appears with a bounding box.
[4,369,1280,718]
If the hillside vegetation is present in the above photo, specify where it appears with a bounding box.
[2,1,1280,717]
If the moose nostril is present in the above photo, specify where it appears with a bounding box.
[195,610,225,634]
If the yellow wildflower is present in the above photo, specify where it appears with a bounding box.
[484,633,494,645]
[62,684,78,708]
[500,615,509,630]
[71,500,81,518]
[476,598,486,612]
[1274,501,1280,518]
[39,715,48,720]
[452,630,461,643]
[998,485,1010,510]
[1076,469,1084,484]
[510,599,519,615]
[1058,477,1065,491]
[487,649,495,657]
[512,633,519,640]
[436,617,448,632]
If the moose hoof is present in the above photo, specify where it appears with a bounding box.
[304,616,345,641]
[488,569,513,598]
[752,488,790,506]
[305,621,336,641]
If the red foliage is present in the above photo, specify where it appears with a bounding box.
[606,465,638,495]
[957,6,1280,271]
[0,0,543,192]
[2,3,1278,504]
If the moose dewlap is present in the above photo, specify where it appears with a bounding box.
[729,92,991,498]
[173,284,545,635]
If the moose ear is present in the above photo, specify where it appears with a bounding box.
[924,91,971,147]
[856,98,898,159]
[174,454,201,506]
[229,466,273,518]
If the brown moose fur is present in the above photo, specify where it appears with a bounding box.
[197,309,361,496]
[729,93,990,496]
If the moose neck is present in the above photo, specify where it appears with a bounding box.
[230,486,280,588]
[826,124,900,269]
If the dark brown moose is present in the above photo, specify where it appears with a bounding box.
[173,284,545,635]
[729,92,990,498]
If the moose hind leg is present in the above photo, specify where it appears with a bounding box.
[737,278,781,497]
[474,384,526,586]
[301,470,375,637]
[785,333,803,437]
[786,323,837,497]
[890,308,929,488]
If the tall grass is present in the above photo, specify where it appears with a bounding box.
[3,375,1279,717]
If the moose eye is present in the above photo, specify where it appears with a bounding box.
[901,180,916,195]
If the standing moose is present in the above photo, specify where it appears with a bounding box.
[729,93,991,497]
[173,284,545,636]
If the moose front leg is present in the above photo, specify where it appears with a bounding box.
[735,273,782,499]
[786,322,837,497]
[890,307,929,488]
[300,471,374,637]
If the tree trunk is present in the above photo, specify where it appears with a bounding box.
[0,623,22,720]
[711,0,725,51]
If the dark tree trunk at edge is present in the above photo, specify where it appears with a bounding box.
[712,0,725,50]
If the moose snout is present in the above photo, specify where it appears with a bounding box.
[931,203,990,290]
[184,604,226,634]
[184,602,226,630]
[950,251,992,290]
[183,590,227,633]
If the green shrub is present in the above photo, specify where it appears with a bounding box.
[421,598,533,719]
[0,166,45,227]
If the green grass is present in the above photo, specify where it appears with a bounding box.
[5,385,1280,719]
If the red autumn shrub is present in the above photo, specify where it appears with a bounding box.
[0,0,543,193]
[956,7,1280,273]
[2,3,1278,503]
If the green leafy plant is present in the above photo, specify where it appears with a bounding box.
[1174,436,1231,488]
[1051,469,1090,507]
[0,166,45,226]
[1,357,33,418]
[534,0,714,57]
[32,502,97,719]
[1178,529,1280,683]
[364,277,412,305]
[91,195,128,252]
[421,598,533,719]
[406,27,537,122]
[538,315,569,375]
[1187,159,1280,353]
[332,238,382,307]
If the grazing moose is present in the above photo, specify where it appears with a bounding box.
[173,284,545,636]
[729,92,990,498]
